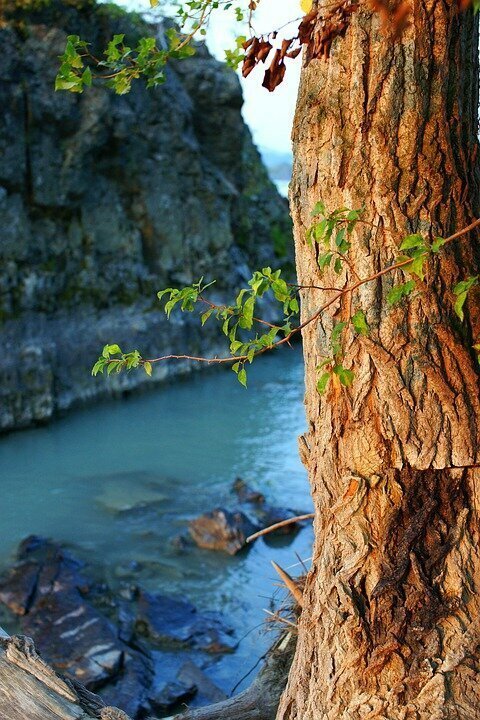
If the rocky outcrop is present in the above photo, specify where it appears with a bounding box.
[0,1,291,432]
[0,536,234,718]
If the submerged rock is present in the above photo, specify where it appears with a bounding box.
[0,560,39,616]
[232,477,266,505]
[176,660,227,704]
[147,678,197,714]
[99,649,153,719]
[0,537,237,717]
[95,473,168,514]
[257,506,302,536]
[135,590,236,653]
[189,508,259,555]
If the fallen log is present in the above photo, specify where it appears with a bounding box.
[0,631,130,720]
[171,631,296,720]
[0,627,295,720]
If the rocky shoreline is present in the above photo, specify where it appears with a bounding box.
[0,480,307,718]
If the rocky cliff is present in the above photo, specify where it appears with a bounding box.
[0,2,292,432]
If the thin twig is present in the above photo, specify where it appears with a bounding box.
[263,609,298,628]
[139,216,480,367]
[271,561,304,607]
[295,551,309,573]
[247,513,315,542]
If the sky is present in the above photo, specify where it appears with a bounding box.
[116,0,301,156]
[206,0,301,156]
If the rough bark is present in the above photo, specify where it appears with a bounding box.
[277,2,480,719]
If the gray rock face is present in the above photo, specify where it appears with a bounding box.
[0,2,292,432]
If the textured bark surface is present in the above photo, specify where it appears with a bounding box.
[278,2,480,718]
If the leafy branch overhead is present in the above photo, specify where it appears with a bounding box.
[55,0,480,96]
[92,203,480,393]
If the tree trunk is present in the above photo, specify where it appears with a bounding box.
[278,2,480,718]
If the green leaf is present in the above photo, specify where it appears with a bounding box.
[351,310,369,336]
[333,365,354,387]
[453,276,478,321]
[201,309,213,326]
[316,372,330,395]
[311,201,326,217]
[454,291,468,321]
[400,234,424,251]
[313,219,328,242]
[453,276,478,295]
[288,297,299,314]
[346,209,360,222]
[432,237,446,253]
[240,295,255,330]
[237,368,247,388]
[82,66,92,87]
[334,258,343,274]
[144,361,153,376]
[335,228,346,248]
[92,359,105,376]
[387,279,416,306]
[318,252,333,270]
[405,253,427,280]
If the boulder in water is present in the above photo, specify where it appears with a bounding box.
[189,508,258,555]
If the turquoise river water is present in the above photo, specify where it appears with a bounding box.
[0,348,312,696]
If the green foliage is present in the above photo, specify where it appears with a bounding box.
[55,36,91,93]
[91,199,477,399]
[54,0,259,95]
[157,278,215,317]
[387,279,416,306]
[307,203,363,274]
[225,35,246,70]
[55,27,196,95]
[92,344,152,377]
[351,309,369,336]
[453,276,478,321]
[387,232,434,303]
[94,267,300,387]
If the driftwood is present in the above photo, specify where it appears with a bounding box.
[171,631,296,720]
[0,627,294,720]
[0,630,130,720]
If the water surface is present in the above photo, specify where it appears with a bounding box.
[0,347,312,694]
